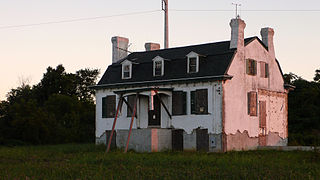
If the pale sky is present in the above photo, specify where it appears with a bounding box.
[1,0,320,100]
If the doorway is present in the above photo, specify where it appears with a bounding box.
[148,95,161,126]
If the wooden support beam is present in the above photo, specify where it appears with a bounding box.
[154,91,172,119]
[122,97,137,118]
[124,93,139,153]
[106,95,123,153]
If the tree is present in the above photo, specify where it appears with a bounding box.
[314,69,320,82]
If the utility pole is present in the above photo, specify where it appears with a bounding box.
[162,0,169,48]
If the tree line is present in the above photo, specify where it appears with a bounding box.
[285,69,320,146]
[0,65,99,145]
[0,65,319,146]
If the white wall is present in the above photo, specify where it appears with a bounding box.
[95,81,223,138]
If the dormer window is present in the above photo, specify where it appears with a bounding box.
[121,60,132,79]
[152,56,164,76]
[187,52,199,73]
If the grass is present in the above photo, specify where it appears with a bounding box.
[0,144,319,179]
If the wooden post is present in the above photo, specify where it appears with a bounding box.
[124,93,138,153]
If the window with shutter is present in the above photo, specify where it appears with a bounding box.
[246,59,257,76]
[127,95,136,117]
[259,101,267,128]
[196,89,208,114]
[260,62,266,78]
[104,95,116,118]
[172,91,186,115]
[247,91,257,116]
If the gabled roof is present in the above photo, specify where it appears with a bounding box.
[96,37,260,89]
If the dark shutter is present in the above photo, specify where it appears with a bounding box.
[190,91,196,114]
[195,89,208,114]
[246,59,250,74]
[172,91,187,115]
[265,63,269,78]
[127,95,136,117]
[259,101,267,128]
[253,60,257,75]
[102,97,107,118]
[260,62,266,78]
[106,95,116,118]
[248,91,257,116]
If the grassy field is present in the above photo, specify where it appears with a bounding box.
[0,144,319,179]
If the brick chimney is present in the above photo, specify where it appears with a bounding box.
[111,36,129,63]
[260,27,275,60]
[229,18,246,49]
[145,42,160,51]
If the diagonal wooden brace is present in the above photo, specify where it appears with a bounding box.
[106,95,123,153]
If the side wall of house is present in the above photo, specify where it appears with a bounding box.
[95,81,223,148]
[223,39,288,151]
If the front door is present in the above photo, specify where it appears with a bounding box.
[148,95,161,126]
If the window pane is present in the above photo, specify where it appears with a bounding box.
[103,95,116,118]
[195,89,208,114]
[172,91,186,115]
[155,61,162,76]
[189,57,197,73]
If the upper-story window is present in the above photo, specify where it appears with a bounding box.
[121,60,132,79]
[187,52,199,73]
[260,62,269,78]
[152,56,164,76]
[246,59,257,76]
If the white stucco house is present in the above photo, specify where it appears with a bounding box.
[92,18,291,152]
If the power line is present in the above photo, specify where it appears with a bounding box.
[1,8,319,30]
[171,9,320,12]
[0,10,161,29]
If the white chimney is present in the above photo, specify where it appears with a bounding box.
[111,36,129,63]
[229,18,246,49]
[145,42,160,51]
[260,27,275,60]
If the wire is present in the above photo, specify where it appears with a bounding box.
[171,9,320,12]
[0,10,161,29]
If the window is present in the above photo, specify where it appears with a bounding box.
[246,59,257,75]
[153,56,164,76]
[121,60,132,79]
[172,91,186,115]
[247,91,257,116]
[102,95,116,118]
[190,89,208,114]
[260,62,269,78]
[187,52,199,73]
[127,95,136,117]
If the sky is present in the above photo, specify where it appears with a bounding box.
[1,0,320,100]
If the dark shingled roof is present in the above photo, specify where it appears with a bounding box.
[96,37,260,88]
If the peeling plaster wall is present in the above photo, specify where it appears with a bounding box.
[95,81,223,138]
[224,39,288,150]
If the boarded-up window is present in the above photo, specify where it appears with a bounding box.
[102,95,116,118]
[127,95,136,117]
[191,89,208,114]
[247,91,257,116]
[259,101,267,128]
[260,62,269,78]
[172,91,186,115]
[246,59,257,75]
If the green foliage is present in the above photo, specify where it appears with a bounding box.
[0,65,98,145]
[286,69,320,146]
[0,144,319,179]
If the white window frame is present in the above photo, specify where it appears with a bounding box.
[121,60,132,79]
[186,51,199,73]
[152,56,164,76]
